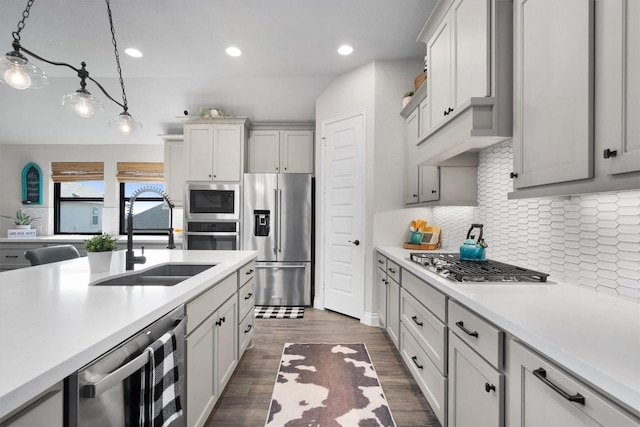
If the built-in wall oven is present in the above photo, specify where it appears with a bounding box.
[185,183,240,220]
[184,221,240,250]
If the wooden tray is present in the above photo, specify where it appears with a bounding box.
[403,242,441,250]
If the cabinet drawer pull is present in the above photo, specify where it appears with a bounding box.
[244,292,253,300]
[246,269,254,274]
[411,316,423,327]
[411,356,424,370]
[244,324,253,333]
[388,267,396,274]
[5,255,18,258]
[215,316,226,326]
[533,368,585,405]
[455,321,479,337]
[377,259,384,264]
[485,383,495,393]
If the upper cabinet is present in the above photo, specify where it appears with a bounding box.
[512,0,594,189]
[509,0,640,198]
[161,134,184,206]
[184,118,250,182]
[403,0,512,166]
[248,125,314,174]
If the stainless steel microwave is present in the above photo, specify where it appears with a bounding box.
[185,183,240,220]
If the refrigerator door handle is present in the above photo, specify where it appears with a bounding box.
[273,188,278,255]
[278,189,283,253]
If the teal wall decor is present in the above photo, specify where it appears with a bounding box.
[22,162,43,205]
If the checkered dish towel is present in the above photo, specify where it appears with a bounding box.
[140,331,183,427]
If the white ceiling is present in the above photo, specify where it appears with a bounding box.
[0,0,436,145]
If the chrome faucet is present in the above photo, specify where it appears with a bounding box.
[126,186,176,270]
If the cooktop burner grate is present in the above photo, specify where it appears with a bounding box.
[409,252,549,283]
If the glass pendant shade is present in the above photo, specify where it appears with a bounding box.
[108,112,142,135]
[0,52,47,89]
[61,90,105,118]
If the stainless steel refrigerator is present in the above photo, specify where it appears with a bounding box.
[243,173,312,306]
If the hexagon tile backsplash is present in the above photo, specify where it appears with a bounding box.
[433,140,640,303]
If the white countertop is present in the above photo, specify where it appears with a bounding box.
[377,246,640,418]
[0,249,256,418]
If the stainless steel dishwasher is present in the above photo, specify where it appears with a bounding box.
[66,306,187,427]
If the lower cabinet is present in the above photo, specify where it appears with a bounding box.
[386,277,400,349]
[448,332,504,427]
[376,266,387,328]
[185,272,239,427]
[508,340,639,427]
[0,382,63,427]
[238,277,255,355]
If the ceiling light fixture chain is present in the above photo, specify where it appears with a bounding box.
[11,0,35,42]
[105,0,128,113]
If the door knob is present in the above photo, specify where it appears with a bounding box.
[348,240,360,246]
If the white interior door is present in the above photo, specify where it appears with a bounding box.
[322,113,364,319]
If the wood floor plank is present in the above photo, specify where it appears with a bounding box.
[205,308,440,427]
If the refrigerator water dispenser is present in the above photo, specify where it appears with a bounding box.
[254,210,270,236]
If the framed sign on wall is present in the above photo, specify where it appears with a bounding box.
[22,162,43,205]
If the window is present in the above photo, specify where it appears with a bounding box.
[53,162,104,235]
[117,162,169,235]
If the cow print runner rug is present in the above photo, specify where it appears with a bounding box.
[265,343,396,426]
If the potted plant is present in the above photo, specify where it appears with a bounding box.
[84,233,117,273]
[1,209,32,229]
[402,91,414,109]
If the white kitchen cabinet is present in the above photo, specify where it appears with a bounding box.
[184,120,249,182]
[449,332,504,427]
[405,110,420,205]
[387,277,400,349]
[185,272,238,427]
[162,135,184,206]
[418,166,440,203]
[215,295,238,394]
[186,313,216,427]
[0,382,63,427]
[512,0,594,189]
[411,0,512,166]
[600,0,640,176]
[375,263,387,328]
[248,127,314,174]
[378,255,401,349]
[508,339,640,427]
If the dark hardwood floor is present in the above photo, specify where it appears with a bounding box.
[205,308,440,426]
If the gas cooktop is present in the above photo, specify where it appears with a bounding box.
[409,252,550,283]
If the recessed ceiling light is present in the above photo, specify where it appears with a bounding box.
[226,46,242,57]
[124,48,143,58]
[337,45,353,55]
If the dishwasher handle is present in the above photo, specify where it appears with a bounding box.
[82,317,186,398]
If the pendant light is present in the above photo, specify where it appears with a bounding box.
[0,0,141,134]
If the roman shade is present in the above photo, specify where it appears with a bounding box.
[116,162,164,182]
[51,162,104,182]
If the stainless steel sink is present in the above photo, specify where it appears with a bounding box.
[92,263,216,286]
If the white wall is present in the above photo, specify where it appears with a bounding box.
[0,144,163,235]
[315,59,423,322]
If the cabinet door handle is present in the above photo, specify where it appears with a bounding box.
[431,189,437,194]
[532,368,585,405]
[216,316,226,326]
[510,171,519,179]
[377,259,384,264]
[411,356,424,370]
[5,255,18,258]
[485,383,496,393]
[244,324,253,333]
[244,293,253,300]
[388,267,396,274]
[411,315,424,327]
[603,148,618,159]
[455,321,479,337]
[413,194,418,198]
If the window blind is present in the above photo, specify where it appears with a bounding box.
[51,162,104,182]
[116,162,164,182]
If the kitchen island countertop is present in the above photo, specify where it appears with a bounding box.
[0,249,256,418]
[377,246,640,419]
